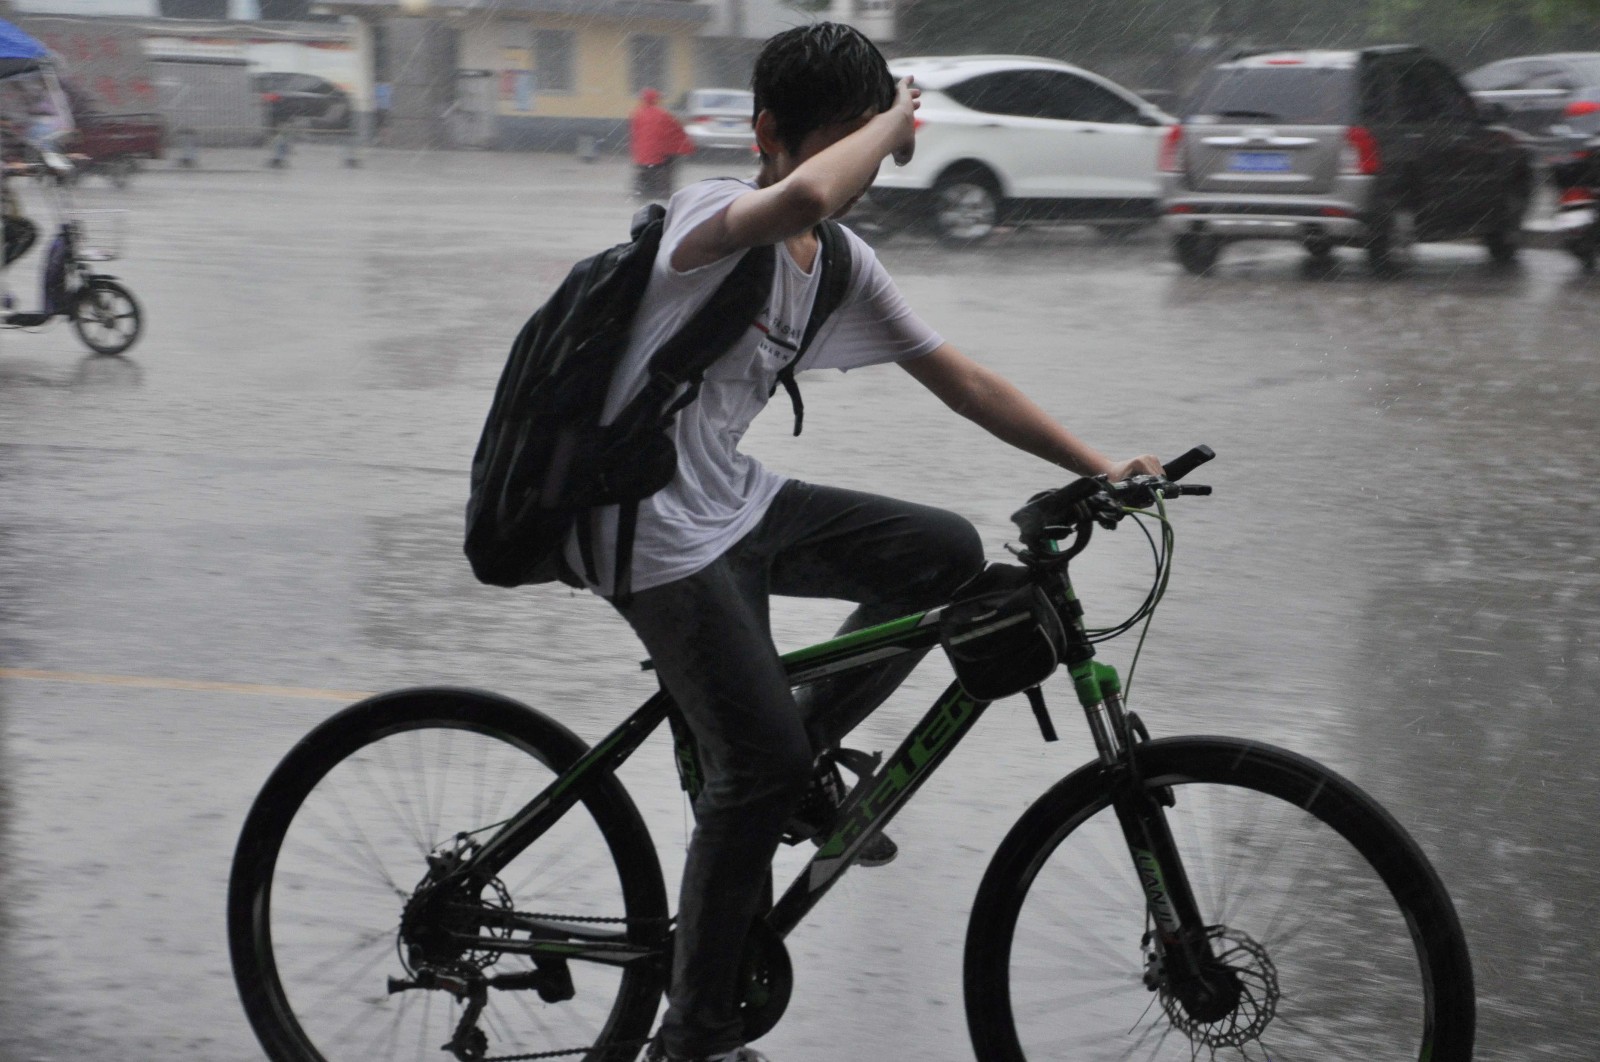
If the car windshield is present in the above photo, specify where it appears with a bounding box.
[1187,66,1356,124]
[691,92,750,113]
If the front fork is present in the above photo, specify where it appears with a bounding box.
[1068,655,1242,1022]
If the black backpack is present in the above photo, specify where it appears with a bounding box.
[465,198,853,599]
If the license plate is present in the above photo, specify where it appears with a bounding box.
[1229,151,1292,173]
[1552,206,1597,231]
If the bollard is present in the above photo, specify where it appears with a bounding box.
[174,129,199,169]
[576,134,598,163]
[266,129,292,169]
[345,111,369,169]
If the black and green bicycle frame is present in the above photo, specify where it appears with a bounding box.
[428,553,1231,1001]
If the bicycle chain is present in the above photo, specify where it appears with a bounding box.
[486,1040,649,1062]
[517,912,670,926]
[467,914,668,1062]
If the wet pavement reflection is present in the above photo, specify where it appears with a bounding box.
[0,146,1595,1060]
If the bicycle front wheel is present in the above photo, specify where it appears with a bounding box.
[965,736,1473,1061]
[228,687,669,1062]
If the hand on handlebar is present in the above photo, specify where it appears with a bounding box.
[1011,446,1214,552]
[1103,454,1164,481]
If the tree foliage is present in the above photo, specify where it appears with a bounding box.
[898,0,1600,90]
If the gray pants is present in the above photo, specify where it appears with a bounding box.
[613,480,983,1058]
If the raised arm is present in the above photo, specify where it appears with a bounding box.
[670,78,919,272]
[900,344,1163,480]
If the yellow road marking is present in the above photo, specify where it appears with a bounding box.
[0,668,371,702]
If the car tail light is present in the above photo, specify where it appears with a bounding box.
[913,116,926,131]
[262,92,281,104]
[1339,126,1381,175]
[691,115,712,123]
[1158,124,1184,173]
[1560,187,1597,206]
[1565,100,1600,118]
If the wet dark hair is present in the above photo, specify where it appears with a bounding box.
[751,22,895,159]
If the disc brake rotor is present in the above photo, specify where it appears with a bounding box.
[1158,928,1278,1050]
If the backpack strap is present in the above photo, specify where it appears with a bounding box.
[609,238,779,605]
[640,243,777,404]
[773,219,853,436]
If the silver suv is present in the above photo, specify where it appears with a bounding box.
[1160,46,1533,275]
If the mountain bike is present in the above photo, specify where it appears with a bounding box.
[227,446,1475,1062]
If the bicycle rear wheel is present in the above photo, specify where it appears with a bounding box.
[965,736,1473,1061]
[228,687,669,1062]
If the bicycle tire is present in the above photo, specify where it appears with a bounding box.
[228,686,669,1062]
[964,736,1474,1061]
[71,277,142,356]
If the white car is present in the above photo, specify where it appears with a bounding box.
[677,88,757,153]
[867,55,1175,244]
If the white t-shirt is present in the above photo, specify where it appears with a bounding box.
[564,178,943,596]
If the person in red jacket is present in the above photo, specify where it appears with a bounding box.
[630,87,695,201]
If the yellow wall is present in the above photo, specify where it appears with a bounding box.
[461,16,698,120]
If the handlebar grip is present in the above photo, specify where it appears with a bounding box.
[1164,445,1215,483]
[1010,476,1102,539]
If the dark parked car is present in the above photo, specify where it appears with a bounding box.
[1160,45,1533,275]
[252,72,352,132]
[1463,53,1600,167]
[59,79,165,187]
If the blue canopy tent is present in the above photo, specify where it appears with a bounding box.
[0,19,51,81]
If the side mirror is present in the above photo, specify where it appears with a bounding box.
[1477,100,1509,123]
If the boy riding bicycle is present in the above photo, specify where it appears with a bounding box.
[573,23,1162,1062]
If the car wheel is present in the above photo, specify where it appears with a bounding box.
[1572,225,1598,274]
[107,157,135,189]
[1302,237,1338,277]
[1365,203,1416,277]
[933,169,1000,246]
[1483,186,1526,266]
[1173,233,1222,275]
[321,100,350,130]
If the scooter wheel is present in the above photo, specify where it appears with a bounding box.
[72,278,142,355]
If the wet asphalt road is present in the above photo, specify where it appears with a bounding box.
[0,144,1597,1061]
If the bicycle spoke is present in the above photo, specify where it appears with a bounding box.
[992,768,1438,1061]
[237,700,663,1062]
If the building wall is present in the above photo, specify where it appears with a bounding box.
[452,13,698,151]
[458,15,697,120]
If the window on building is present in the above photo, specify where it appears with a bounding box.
[159,0,228,18]
[630,34,670,95]
[533,28,574,93]
[258,0,313,20]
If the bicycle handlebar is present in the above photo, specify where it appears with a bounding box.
[1011,445,1215,551]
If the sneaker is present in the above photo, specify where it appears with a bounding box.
[782,749,898,868]
[645,1040,771,1062]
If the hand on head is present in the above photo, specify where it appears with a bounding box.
[891,76,920,166]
